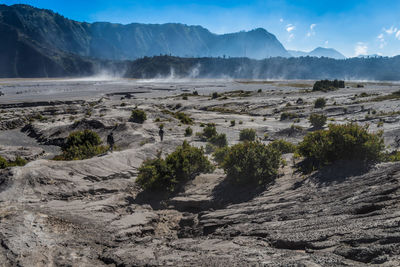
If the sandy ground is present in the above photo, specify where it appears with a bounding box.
[0,78,400,266]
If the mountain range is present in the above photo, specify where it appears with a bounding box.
[2,4,400,80]
[288,47,346,59]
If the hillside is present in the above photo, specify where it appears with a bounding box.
[0,4,289,61]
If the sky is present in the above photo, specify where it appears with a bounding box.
[3,0,400,57]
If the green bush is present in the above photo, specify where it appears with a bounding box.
[209,133,227,147]
[211,92,219,99]
[269,139,296,154]
[136,141,214,192]
[0,156,8,169]
[222,141,282,185]
[175,112,193,124]
[314,98,326,109]
[200,124,217,140]
[313,80,345,92]
[0,156,27,169]
[213,146,230,165]
[309,113,327,129]
[184,126,193,137]
[280,112,299,121]
[230,120,236,127]
[56,130,108,160]
[298,123,384,171]
[239,128,256,141]
[130,109,147,123]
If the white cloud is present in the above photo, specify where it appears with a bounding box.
[377,33,387,49]
[384,26,397,35]
[288,33,295,42]
[354,42,368,56]
[396,30,400,40]
[279,18,284,23]
[306,23,316,37]
[286,24,295,32]
[324,40,329,46]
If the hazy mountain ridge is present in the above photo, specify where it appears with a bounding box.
[0,4,289,61]
[289,47,346,59]
[124,55,400,80]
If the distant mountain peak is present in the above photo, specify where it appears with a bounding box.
[289,47,345,59]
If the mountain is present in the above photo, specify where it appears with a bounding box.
[289,47,346,59]
[0,4,289,64]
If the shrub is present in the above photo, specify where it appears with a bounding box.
[313,79,345,92]
[182,96,188,100]
[211,92,219,99]
[213,146,230,165]
[309,113,327,129]
[184,126,193,137]
[193,90,199,96]
[10,156,27,167]
[239,128,256,141]
[230,120,236,127]
[201,124,217,140]
[222,141,282,185]
[130,109,147,123]
[297,123,384,171]
[314,98,326,109]
[56,130,108,160]
[280,112,299,121]
[0,156,8,169]
[175,112,193,124]
[209,133,228,147]
[0,156,27,169]
[269,139,296,154]
[205,143,216,154]
[136,141,214,192]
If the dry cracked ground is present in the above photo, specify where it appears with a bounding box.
[0,79,400,266]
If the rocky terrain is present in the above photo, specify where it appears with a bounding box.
[0,78,400,266]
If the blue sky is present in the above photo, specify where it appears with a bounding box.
[3,0,400,57]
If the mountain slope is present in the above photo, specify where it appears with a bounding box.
[308,47,346,59]
[0,4,289,61]
[289,47,346,59]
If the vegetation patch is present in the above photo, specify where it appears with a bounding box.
[222,141,282,185]
[269,139,296,154]
[239,128,256,141]
[371,90,400,102]
[0,156,27,169]
[130,109,147,123]
[314,98,326,108]
[297,123,384,172]
[313,79,345,92]
[136,141,214,192]
[54,130,108,161]
[280,112,300,121]
[184,126,193,137]
[309,113,327,129]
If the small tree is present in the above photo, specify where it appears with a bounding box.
[298,123,385,171]
[314,98,326,109]
[200,124,217,140]
[56,130,108,160]
[209,133,228,147]
[136,141,214,192]
[269,139,296,154]
[185,126,193,137]
[222,141,282,185]
[130,109,147,123]
[239,128,256,141]
[309,113,327,129]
